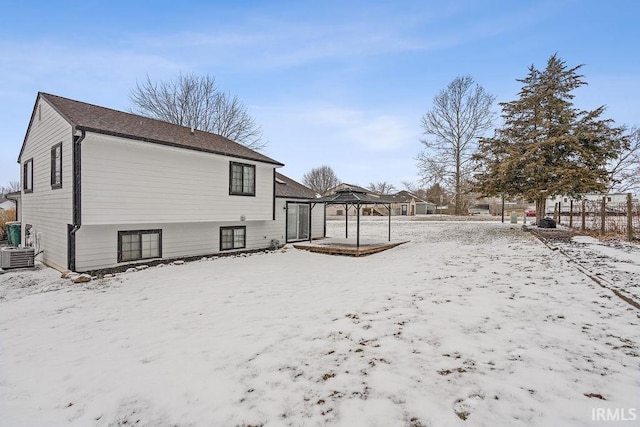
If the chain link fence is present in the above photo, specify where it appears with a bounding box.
[551,194,638,241]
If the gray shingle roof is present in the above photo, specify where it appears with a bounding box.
[314,189,391,205]
[29,92,283,166]
[275,173,317,199]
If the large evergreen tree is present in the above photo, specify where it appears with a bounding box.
[474,55,626,222]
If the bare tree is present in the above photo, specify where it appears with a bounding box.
[130,73,266,150]
[1,180,20,197]
[608,127,640,194]
[302,166,340,194]
[418,75,495,214]
[367,182,397,195]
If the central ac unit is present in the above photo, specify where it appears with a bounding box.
[1,247,35,269]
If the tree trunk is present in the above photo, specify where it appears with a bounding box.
[455,145,461,215]
[535,198,546,224]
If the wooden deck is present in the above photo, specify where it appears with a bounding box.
[292,240,408,256]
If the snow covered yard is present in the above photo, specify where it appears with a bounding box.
[1,220,639,426]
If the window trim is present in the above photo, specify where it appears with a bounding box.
[220,226,246,251]
[23,158,33,193]
[117,229,162,263]
[229,161,256,196]
[51,142,62,189]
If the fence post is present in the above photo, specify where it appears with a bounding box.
[569,200,573,228]
[581,199,586,231]
[628,193,634,242]
[558,202,562,225]
[600,196,606,236]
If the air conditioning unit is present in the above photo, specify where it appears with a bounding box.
[1,247,35,269]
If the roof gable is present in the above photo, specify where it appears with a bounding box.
[326,182,370,195]
[19,92,283,166]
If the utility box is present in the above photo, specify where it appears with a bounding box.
[510,212,518,223]
[6,222,21,247]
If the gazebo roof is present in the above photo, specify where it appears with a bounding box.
[313,189,392,205]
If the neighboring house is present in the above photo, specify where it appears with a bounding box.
[325,186,435,217]
[17,92,324,272]
[0,198,16,211]
[468,203,491,216]
[387,190,436,216]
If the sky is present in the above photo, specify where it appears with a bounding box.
[1,0,639,190]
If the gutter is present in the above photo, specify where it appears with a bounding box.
[5,191,20,220]
[68,129,85,271]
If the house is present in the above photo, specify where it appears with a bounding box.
[16,92,324,272]
[468,203,491,216]
[0,197,16,211]
[387,190,436,216]
[325,185,436,217]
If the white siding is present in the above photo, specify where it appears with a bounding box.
[75,220,282,271]
[19,98,73,270]
[75,199,324,272]
[81,133,275,225]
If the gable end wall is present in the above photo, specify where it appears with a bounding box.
[19,98,73,270]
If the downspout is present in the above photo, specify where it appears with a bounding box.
[68,129,85,271]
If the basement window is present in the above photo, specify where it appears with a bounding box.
[118,230,162,262]
[220,226,246,250]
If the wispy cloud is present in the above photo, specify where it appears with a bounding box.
[296,107,414,152]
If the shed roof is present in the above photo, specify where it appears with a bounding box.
[19,92,283,166]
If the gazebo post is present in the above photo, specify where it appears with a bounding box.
[356,202,360,249]
[345,203,348,238]
[388,203,391,242]
[309,203,313,243]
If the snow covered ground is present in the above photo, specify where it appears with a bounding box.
[1,219,639,426]
[547,233,640,303]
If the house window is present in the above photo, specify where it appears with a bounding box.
[23,158,33,193]
[229,162,255,196]
[118,229,162,262]
[220,226,246,250]
[51,143,62,189]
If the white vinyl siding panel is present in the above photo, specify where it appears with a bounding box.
[19,98,73,270]
[81,134,274,225]
[74,200,324,272]
[75,220,282,271]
